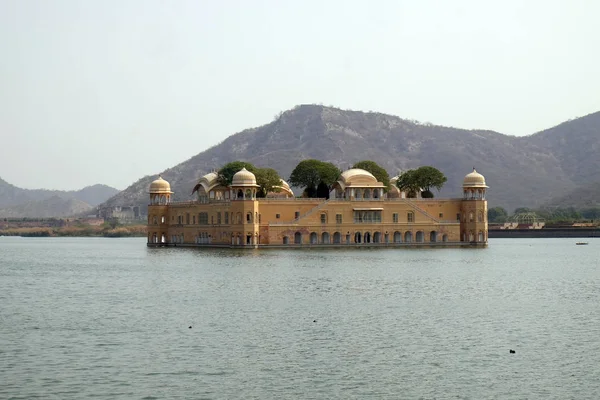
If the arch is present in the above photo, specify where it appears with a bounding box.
[373,231,381,243]
[283,236,289,245]
[355,190,362,200]
[152,216,158,225]
[469,212,474,222]
[393,231,402,243]
[237,189,244,199]
[364,232,371,243]
[152,233,157,243]
[245,189,252,199]
[373,189,379,199]
[404,231,413,243]
[416,231,424,242]
[478,231,484,242]
[354,232,362,244]
[430,231,437,243]
[294,232,302,244]
[310,232,318,244]
[442,234,448,242]
[333,232,341,244]
[469,231,475,242]
[322,232,330,244]
[363,189,370,199]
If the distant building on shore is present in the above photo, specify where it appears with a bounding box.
[146,167,488,248]
[97,205,142,222]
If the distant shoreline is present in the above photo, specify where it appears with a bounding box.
[489,228,599,239]
[0,224,146,238]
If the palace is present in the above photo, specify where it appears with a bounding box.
[147,167,488,247]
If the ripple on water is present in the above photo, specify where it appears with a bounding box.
[1,238,600,399]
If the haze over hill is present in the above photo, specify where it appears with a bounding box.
[0,179,119,218]
[98,105,600,213]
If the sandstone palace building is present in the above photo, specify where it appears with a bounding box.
[147,168,488,248]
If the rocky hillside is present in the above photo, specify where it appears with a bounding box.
[100,105,600,212]
[0,195,93,218]
[0,179,119,209]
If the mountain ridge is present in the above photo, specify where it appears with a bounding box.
[0,179,120,217]
[65,105,600,213]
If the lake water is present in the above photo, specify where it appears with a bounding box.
[1,237,599,399]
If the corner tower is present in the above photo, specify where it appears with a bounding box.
[460,169,488,245]
[230,168,260,246]
[147,175,173,245]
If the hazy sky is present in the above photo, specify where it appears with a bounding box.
[1,0,599,190]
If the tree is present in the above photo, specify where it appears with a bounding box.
[217,161,257,186]
[352,160,391,191]
[395,169,421,198]
[414,166,447,197]
[488,206,508,223]
[396,166,447,198]
[254,168,281,198]
[289,159,341,198]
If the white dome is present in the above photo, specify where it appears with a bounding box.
[232,167,258,187]
[463,169,488,188]
[149,176,172,193]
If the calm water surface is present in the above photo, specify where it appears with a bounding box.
[1,237,599,399]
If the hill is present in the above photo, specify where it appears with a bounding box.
[0,179,119,210]
[0,195,93,218]
[100,105,599,212]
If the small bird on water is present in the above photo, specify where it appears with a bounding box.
[189,326,192,329]
[509,349,515,354]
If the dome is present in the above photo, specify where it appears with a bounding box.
[268,179,294,198]
[231,167,258,187]
[279,179,291,190]
[149,175,172,193]
[335,168,383,190]
[463,169,488,188]
[340,168,377,182]
[191,171,219,194]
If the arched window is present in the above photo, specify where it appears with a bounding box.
[416,231,424,242]
[354,232,362,243]
[294,232,302,244]
[322,232,330,244]
[283,236,289,245]
[373,232,381,243]
[478,211,484,222]
[469,212,474,222]
[333,232,341,244]
[393,231,402,243]
[430,231,437,242]
[310,232,318,244]
[404,231,413,243]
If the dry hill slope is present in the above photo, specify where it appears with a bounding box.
[0,179,119,209]
[0,195,93,218]
[101,105,599,212]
